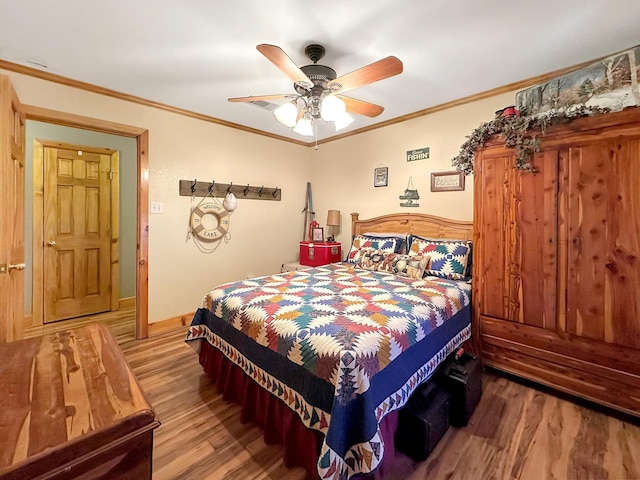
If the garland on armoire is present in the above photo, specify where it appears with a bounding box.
[451,105,612,175]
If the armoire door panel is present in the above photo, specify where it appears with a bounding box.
[511,150,558,329]
[477,150,558,328]
[608,139,640,349]
[565,140,640,348]
[477,154,509,320]
[556,149,570,333]
[565,143,608,341]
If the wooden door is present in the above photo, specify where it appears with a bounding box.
[43,146,113,322]
[563,139,640,349]
[0,75,26,342]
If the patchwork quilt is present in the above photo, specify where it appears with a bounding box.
[186,263,471,480]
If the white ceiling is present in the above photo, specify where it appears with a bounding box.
[1,0,639,142]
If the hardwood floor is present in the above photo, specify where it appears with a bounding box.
[23,305,136,344]
[116,328,640,480]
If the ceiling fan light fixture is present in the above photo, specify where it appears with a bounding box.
[274,101,298,128]
[231,44,403,141]
[320,95,346,122]
[334,112,355,132]
[293,116,314,136]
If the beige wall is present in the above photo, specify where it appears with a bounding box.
[309,92,518,251]
[2,69,311,323]
[3,67,518,324]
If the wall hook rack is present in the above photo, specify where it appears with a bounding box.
[179,179,281,201]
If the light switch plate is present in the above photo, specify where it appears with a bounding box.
[150,202,164,214]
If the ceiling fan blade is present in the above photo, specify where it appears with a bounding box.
[228,94,295,103]
[256,44,313,88]
[328,56,403,93]
[339,96,385,117]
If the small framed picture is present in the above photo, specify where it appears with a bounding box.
[312,227,324,242]
[430,171,465,192]
[374,167,388,187]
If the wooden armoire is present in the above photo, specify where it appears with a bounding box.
[473,108,640,417]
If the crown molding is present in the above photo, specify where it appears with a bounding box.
[1,55,601,148]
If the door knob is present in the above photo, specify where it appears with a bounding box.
[8,263,26,271]
[47,240,56,246]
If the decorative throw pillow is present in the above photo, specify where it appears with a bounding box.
[352,248,386,271]
[362,232,408,254]
[377,253,430,280]
[346,235,399,263]
[408,236,471,280]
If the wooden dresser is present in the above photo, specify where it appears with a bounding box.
[473,108,640,417]
[0,323,160,480]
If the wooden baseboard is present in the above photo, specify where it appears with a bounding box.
[119,297,136,310]
[148,312,194,337]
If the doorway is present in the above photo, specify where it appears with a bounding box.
[23,105,149,339]
[26,125,137,336]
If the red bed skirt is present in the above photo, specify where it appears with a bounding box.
[198,340,403,479]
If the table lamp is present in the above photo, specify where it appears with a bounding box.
[326,210,341,242]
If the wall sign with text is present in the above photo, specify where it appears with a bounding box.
[374,166,388,187]
[430,171,465,192]
[406,147,430,162]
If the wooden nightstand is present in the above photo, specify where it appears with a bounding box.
[0,323,160,480]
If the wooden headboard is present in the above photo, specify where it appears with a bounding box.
[351,212,473,241]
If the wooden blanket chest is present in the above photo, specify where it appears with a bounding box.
[0,323,159,480]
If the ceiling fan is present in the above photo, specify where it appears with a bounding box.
[228,44,403,137]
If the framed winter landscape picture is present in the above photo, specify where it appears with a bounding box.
[516,44,640,115]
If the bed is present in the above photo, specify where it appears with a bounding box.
[185,212,474,479]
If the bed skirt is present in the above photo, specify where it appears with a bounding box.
[198,340,403,479]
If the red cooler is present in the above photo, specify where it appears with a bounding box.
[299,242,342,267]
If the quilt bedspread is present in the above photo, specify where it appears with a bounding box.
[186,263,471,479]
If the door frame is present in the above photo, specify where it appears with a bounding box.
[33,140,121,324]
[23,105,149,339]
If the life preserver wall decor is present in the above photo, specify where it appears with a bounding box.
[181,179,281,253]
[190,201,230,241]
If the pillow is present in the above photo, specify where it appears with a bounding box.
[346,234,400,263]
[408,235,472,280]
[363,232,408,254]
[352,248,386,271]
[377,253,430,280]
